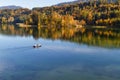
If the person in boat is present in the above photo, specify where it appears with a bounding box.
[33,44,41,48]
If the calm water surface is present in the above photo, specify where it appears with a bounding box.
[0,25,120,80]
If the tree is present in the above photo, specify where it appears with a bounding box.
[117,0,120,5]
[31,11,39,25]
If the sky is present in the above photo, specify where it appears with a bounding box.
[0,0,75,9]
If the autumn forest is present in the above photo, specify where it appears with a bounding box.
[0,0,120,28]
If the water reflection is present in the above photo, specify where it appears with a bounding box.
[0,25,120,80]
[0,24,120,48]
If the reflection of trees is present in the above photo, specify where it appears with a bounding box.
[0,24,120,48]
[0,24,33,37]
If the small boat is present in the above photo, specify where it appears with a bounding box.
[33,44,42,48]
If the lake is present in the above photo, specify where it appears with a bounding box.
[0,25,120,80]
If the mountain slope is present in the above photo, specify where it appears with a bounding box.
[0,5,22,9]
[56,0,117,6]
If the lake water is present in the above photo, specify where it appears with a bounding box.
[0,25,120,80]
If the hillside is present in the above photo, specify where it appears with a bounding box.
[32,1,120,27]
[0,5,22,9]
[56,0,117,6]
[0,1,120,27]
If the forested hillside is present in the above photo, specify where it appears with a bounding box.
[31,0,120,27]
[56,0,117,6]
[0,0,120,27]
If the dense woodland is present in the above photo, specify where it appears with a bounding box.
[0,0,120,27]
